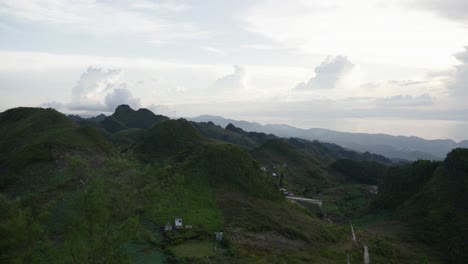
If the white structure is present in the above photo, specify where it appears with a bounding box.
[164,222,172,231]
[368,185,379,195]
[214,232,223,241]
[175,217,183,229]
[272,172,277,177]
[185,225,193,229]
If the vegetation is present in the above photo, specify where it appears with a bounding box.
[1,105,465,263]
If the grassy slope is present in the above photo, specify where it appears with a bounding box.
[0,106,458,263]
[0,107,115,193]
[252,138,337,196]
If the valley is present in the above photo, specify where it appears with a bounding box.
[1,105,466,263]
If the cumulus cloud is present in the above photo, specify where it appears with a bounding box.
[213,65,249,90]
[104,87,141,111]
[295,55,355,90]
[412,0,468,24]
[48,67,141,112]
[447,46,468,97]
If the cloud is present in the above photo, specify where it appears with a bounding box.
[447,46,468,97]
[202,46,225,56]
[295,55,355,90]
[130,1,189,12]
[147,104,177,118]
[104,87,141,111]
[48,67,141,112]
[213,65,249,90]
[242,0,468,68]
[0,0,207,43]
[412,0,468,24]
[374,94,436,107]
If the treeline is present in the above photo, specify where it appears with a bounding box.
[372,148,468,263]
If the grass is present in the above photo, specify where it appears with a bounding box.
[168,240,215,258]
[313,184,375,222]
[143,164,223,232]
[126,241,167,264]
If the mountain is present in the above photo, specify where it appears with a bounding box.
[1,105,459,263]
[190,122,392,196]
[190,115,465,160]
[0,107,115,193]
[111,104,169,130]
[373,149,468,263]
[68,105,169,134]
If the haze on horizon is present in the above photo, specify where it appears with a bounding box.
[1,0,468,141]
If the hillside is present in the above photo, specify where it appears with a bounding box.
[371,149,468,263]
[0,107,115,193]
[190,115,466,160]
[0,105,459,263]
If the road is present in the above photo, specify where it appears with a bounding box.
[286,196,323,207]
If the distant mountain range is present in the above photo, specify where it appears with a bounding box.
[189,115,468,161]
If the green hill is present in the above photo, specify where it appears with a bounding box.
[0,106,456,264]
[252,138,336,195]
[109,128,146,151]
[0,107,115,193]
[110,105,169,129]
[372,149,468,263]
[136,118,204,160]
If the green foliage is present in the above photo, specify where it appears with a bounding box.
[252,138,335,196]
[186,143,281,199]
[373,160,441,210]
[136,119,204,160]
[191,121,259,149]
[0,107,115,191]
[331,159,388,185]
[103,105,169,132]
[0,194,48,263]
[373,149,468,263]
[110,128,146,151]
[1,105,462,263]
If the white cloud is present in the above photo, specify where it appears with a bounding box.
[213,65,249,90]
[295,55,355,90]
[242,0,468,68]
[130,1,189,12]
[202,46,225,56]
[104,87,141,111]
[446,47,468,98]
[51,67,141,112]
[0,0,207,43]
[374,94,436,107]
[412,0,468,24]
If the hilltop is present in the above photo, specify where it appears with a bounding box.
[1,105,464,263]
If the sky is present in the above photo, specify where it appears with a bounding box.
[0,0,468,141]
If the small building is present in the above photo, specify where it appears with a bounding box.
[214,232,223,241]
[368,185,379,195]
[175,217,183,229]
[279,188,289,196]
[164,222,173,231]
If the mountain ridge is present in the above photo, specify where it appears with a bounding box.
[190,115,465,160]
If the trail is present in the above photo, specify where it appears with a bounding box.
[286,196,323,207]
[350,221,357,242]
[364,245,370,264]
